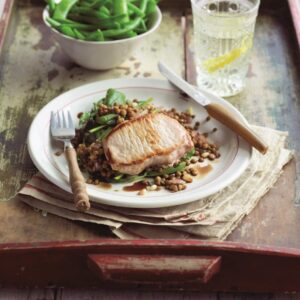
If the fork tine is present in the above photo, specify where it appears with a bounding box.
[67,111,74,129]
[57,110,61,128]
[62,111,68,128]
[50,111,56,130]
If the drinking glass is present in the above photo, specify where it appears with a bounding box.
[191,0,260,97]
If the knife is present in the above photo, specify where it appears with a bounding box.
[158,61,268,154]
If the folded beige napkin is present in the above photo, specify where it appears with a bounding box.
[19,126,293,240]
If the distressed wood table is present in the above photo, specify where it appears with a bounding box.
[0,0,300,293]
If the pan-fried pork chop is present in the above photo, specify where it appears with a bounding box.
[103,113,194,175]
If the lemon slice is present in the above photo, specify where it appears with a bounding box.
[203,35,253,73]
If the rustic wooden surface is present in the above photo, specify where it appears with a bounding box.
[1,0,299,248]
[0,0,300,297]
[0,0,184,242]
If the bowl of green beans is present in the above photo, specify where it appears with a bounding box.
[43,0,162,70]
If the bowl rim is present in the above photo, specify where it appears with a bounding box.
[43,5,162,45]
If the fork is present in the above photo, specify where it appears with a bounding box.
[50,110,90,211]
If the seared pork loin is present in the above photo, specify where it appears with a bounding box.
[103,113,194,175]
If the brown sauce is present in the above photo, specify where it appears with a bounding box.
[123,181,147,192]
[196,164,213,178]
[98,182,112,189]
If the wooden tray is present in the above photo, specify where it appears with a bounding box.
[0,0,300,291]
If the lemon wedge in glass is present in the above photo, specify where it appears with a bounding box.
[203,35,253,73]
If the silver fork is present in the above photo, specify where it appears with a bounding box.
[50,110,90,211]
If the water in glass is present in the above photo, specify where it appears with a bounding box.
[191,0,260,97]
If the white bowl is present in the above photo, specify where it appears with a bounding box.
[43,7,162,70]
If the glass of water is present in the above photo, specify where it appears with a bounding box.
[191,0,260,97]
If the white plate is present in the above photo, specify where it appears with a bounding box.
[27,78,252,208]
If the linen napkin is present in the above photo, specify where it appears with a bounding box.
[18,126,293,240]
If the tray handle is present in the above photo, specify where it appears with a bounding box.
[87,254,221,284]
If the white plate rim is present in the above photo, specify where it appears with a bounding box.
[27,78,252,208]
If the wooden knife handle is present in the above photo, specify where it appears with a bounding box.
[65,147,90,211]
[205,103,268,154]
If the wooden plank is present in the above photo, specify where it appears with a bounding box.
[0,0,14,57]
[185,0,300,248]
[227,161,300,248]
[0,288,55,300]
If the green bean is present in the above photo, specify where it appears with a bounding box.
[47,0,56,15]
[102,17,141,38]
[85,0,102,7]
[73,28,86,40]
[146,0,157,15]
[46,17,60,28]
[96,113,118,124]
[53,0,78,20]
[89,0,109,8]
[139,0,148,13]
[53,17,98,30]
[89,124,107,133]
[117,30,137,38]
[79,112,90,125]
[96,127,112,141]
[128,2,145,17]
[110,174,146,183]
[47,0,159,42]
[59,25,76,38]
[86,29,104,41]
[70,6,110,18]
[146,162,187,177]
[135,19,147,33]
[137,97,153,107]
[113,0,129,22]
[183,148,195,160]
[99,5,111,16]
[68,13,123,28]
[114,174,124,180]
